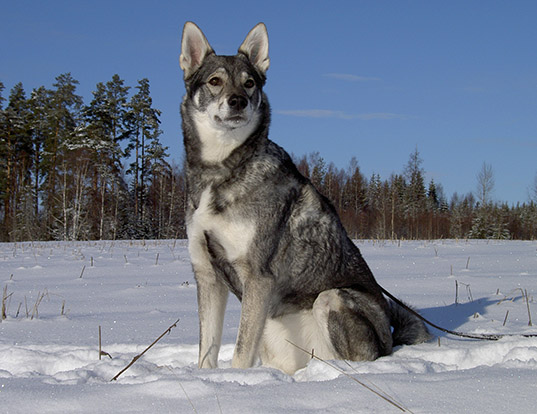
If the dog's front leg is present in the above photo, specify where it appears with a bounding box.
[232,275,274,369]
[195,263,229,369]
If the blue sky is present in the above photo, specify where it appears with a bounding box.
[2,0,536,204]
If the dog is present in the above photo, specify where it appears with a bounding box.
[179,22,430,374]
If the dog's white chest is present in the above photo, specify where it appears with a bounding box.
[188,186,256,264]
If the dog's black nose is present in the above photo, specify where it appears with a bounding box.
[228,95,248,111]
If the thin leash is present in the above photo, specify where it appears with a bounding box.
[380,286,537,341]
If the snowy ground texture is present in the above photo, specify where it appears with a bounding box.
[1,239,537,413]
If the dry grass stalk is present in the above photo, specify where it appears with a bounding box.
[111,318,180,381]
[179,382,198,414]
[2,285,13,320]
[30,290,47,320]
[503,310,509,326]
[285,340,411,413]
[525,289,533,326]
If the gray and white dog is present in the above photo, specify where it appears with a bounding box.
[180,22,430,374]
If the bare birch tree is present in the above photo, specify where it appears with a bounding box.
[476,162,495,206]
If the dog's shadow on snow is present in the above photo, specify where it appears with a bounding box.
[418,297,501,336]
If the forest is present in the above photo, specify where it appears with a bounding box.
[1,74,536,242]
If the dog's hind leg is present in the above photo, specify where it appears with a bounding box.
[260,289,393,374]
[312,289,393,361]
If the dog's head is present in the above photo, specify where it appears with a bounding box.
[180,22,269,133]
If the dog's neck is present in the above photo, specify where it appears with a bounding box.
[182,98,271,172]
[192,110,262,164]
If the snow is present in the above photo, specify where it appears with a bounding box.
[1,239,536,413]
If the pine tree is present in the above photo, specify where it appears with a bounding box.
[0,81,8,238]
[78,75,130,239]
[367,173,385,238]
[518,202,537,239]
[403,148,426,238]
[27,86,52,233]
[41,73,83,239]
[0,83,33,240]
[427,179,439,210]
[341,157,367,237]
[389,174,406,239]
[0,82,5,108]
[125,78,163,237]
[146,139,171,238]
[450,192,475,239]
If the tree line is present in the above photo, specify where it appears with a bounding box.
[0,74,185,242]
[1,75,536,242]
[294,151,537,240]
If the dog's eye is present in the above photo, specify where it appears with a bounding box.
[208,77,222,87]
[244,79,255,89]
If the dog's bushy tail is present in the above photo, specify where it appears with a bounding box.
[388,299,432,346]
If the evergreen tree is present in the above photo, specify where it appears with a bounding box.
[389,174,406,239]
[0,81,5,107]
[0,83,33,240]
[146,139,171,238]
[340,157,367,237]
[518,202,537,239]
[450,192,474,239]
[27,86,52,231]
[427,179,439,210]
[41,73,83,238]
[125,78,163,236]
[367,173,385,238]
[78,75,130,239]
[403,148,426,238]
[0,81,8,238]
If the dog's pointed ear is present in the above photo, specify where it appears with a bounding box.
[238,23,270,76]
[180,22,214,79]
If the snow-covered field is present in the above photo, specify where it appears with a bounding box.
[1,239,536,413]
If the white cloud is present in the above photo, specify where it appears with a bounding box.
[276,109,411,120]
[276,109,342,118]
[323,73,381,82]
